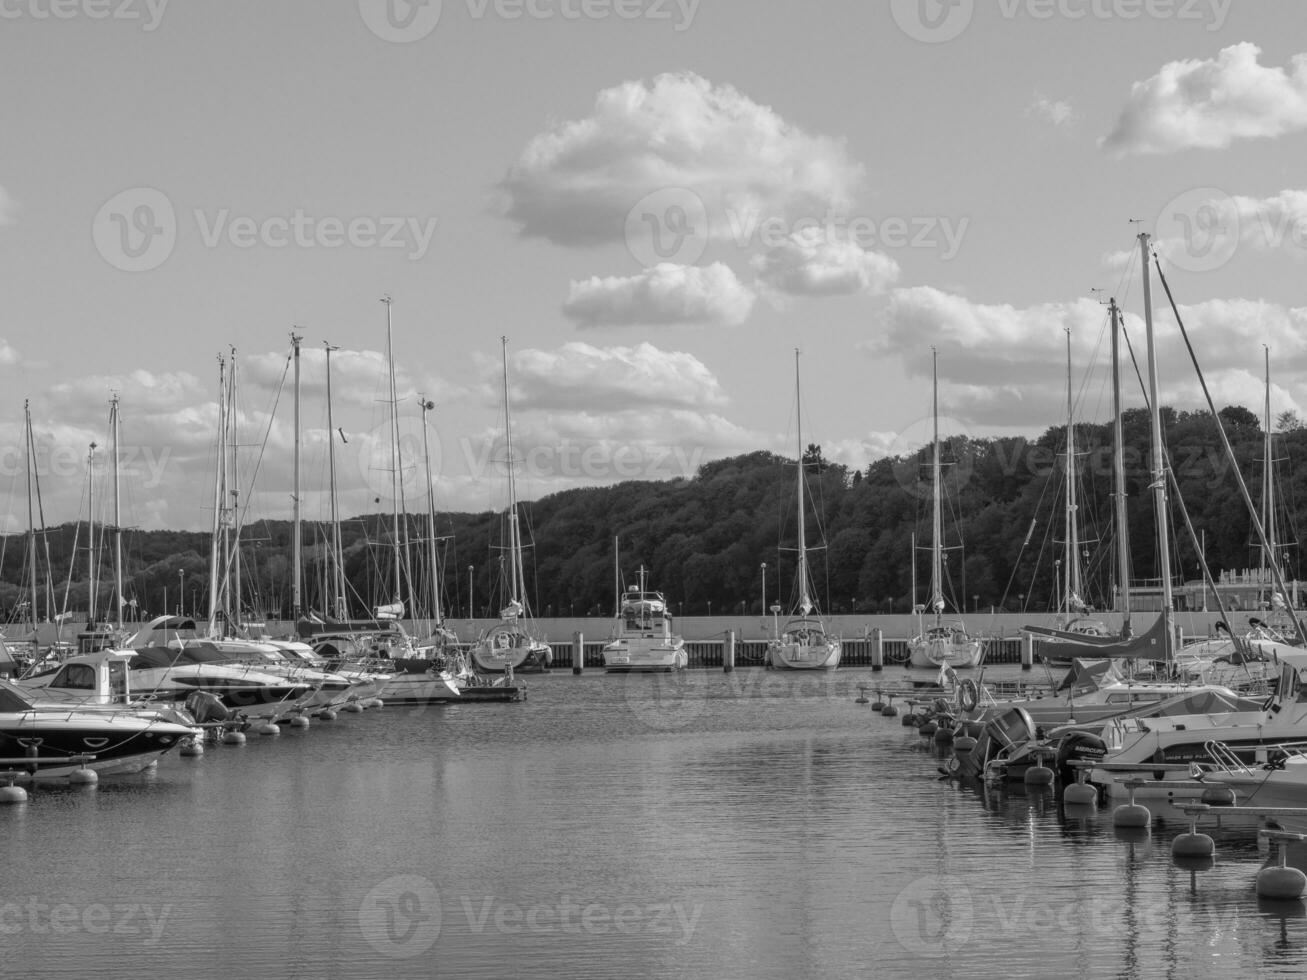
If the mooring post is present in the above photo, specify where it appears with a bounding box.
[871,627,884,672]
[1021,632,1033,671]
[724,630,735,673]
[572,631,584,675]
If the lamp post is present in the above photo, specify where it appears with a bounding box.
[760,562,767,616]
[973,594,979,614]
[707,599,713,618]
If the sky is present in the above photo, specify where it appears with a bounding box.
[3,0,1307,533]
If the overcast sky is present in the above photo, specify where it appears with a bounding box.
[3,0,1307,531]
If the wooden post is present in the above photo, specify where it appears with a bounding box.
[724,630,735,673]
[1021,632,1033,671]
[572,631,584,675]
[871,627,884,672]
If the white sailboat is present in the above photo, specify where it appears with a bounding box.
[766,350,841,671]
[908,349,983,669]
[469,338,552,674]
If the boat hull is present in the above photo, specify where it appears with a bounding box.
[375,672,462,705]
[768,641,842,671]
[603,639,688,673]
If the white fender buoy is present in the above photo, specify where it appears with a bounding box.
[1113,780,1150,828]
[1201,785,1236,806]
[364,698,384,709]
[880,703,898,717]
[179,738,204,757]
[318,709,338,721]
[289,715,311,729]
[1258,830,1307,900]
[1063,781,1098,806]
[933,726,954,745]
[343,702,365,714]
[68,767,99,786]
[0,778,28,804]
[255,722,281,736]
[221,729,247,745]
[953,735,977,753]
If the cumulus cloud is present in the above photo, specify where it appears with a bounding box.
[509,342,727,411]
[752,230,899,296]
[1103,43,1307,155]
[1026,93,1075,128]
[501,71,863,246]
[563,262,755,327]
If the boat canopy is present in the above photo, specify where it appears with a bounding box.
[1025,610,1170,660]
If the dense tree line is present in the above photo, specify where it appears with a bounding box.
[1,404,1303,627]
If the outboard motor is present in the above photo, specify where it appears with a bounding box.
[1055,730,1107,784]
[184,690,232,725]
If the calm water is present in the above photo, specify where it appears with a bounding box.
[5,666,1307,979]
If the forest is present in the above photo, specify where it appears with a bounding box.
[0,402,1302,627]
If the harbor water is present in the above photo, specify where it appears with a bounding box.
[5,666,1307,979]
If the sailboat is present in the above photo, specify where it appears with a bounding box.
[468,338,552,674]
[907,349,983,669]
[766,350,841,671]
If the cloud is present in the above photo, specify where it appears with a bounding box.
[0,340,18,366]
[501,71,863,246]
[1103,43,1307,155]
[563,262,755,327]
[508,342,727,411]
[752,229,899,296]
[1025,93,1075,128]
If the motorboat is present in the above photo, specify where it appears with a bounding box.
[604,569,687,673]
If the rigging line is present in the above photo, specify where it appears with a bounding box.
[234,343,294,531]
[1151,250,1307,648]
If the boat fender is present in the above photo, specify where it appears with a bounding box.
[958,679,979,713]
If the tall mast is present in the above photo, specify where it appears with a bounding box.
[794,349,812,615]
[86,440,97,625]
[207,354,226,633]
[501,337,525,610]
[229,349,242,628]
[382,296,405,611]
[291,332,303,620]
[24,402,38,629]
[1261,345,1276,592]
[1139,232,1174,660]
[420,395,442,626]
[111,394,123,631]
[1064,328,1081,617]
[930,347,944,619]
[1109,299,1132,636]
[325,343,346,618]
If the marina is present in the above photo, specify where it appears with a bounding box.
[7,668,1307,978]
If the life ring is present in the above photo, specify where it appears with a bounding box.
[958,679,979,713]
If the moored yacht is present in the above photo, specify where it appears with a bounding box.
[604,568,687,673]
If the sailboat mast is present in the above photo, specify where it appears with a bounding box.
[325,343,346,618]
[501,337,525,608]
[420,396,442,626]
[229,349,242,628]
[382,296,405,610]
[794,349,811,614]
[87,440,97,625]
[1261,345,1276,594]
[1138,233,1174,659]
[930,347,943,618]
[24,402,37,628]
[111,395,123,631]
[1109,299,1132,635]
[206,355,226,632]
[291,332,303,620]
[1064,328,1081,615]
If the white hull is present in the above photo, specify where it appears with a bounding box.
[375,672,461,704]
[604,639,687,673]
[769,640,841,671]
[908,633,983,669]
